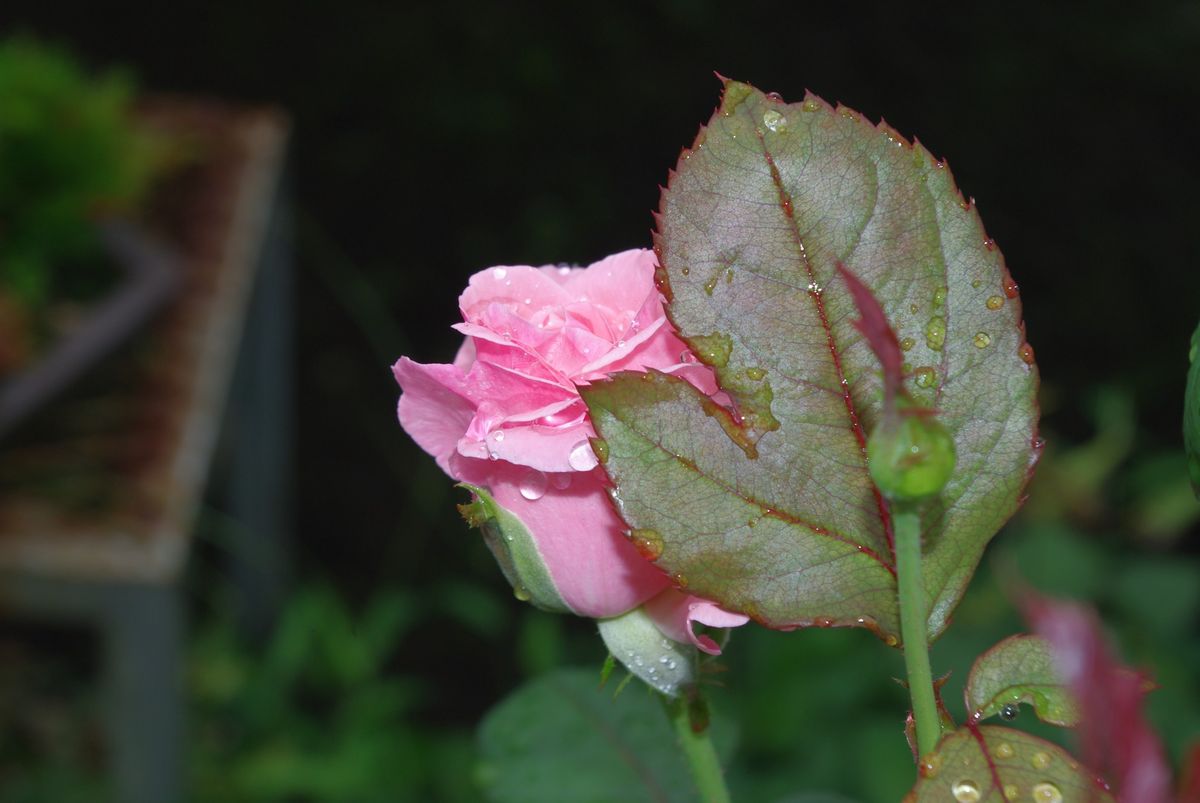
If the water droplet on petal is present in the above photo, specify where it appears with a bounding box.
[519,470,548,501]
[986,294,1005,310]
[557,266,571,276]
[762,109,788,132]
[492,267,507,280]
[951,780,981,802]
[524,297,532,304]
[973,332,992,349]
[493,431,505,442]
[1032,782,1062,803]
[550,473,572,490]
[1031,751,1052,770]
[568,441,598,471]
[995,742,1015,759]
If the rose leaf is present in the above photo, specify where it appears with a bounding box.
[583,79,1040,641]
[964,634,1079,726]
[907,725,1111,802]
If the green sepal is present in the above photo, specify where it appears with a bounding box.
[597,605,700,698]
[456,483,573,615]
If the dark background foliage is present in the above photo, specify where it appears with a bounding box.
[0,2,1197,801]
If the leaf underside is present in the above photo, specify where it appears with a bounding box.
[583,80,1040,641]
[965,634,1079,726]
[908,725,1110,802]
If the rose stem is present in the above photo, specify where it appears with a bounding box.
[895,505,941,759]
[661,692,732,803]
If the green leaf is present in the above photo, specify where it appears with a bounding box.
[583,80,1039,640]
[964,635,1079,726]
[1186,319,1200,496]
[477,668,732,803]
[908,725,1110,802]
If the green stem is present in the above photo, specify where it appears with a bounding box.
[895,506,940,759]
[661,693,732,803]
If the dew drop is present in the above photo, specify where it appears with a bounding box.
[670,572,688,588]
[680,266,690,276]
[885,634,900,647]
[951,780,981,802]
[591,438,610,464]
[704,276,719,295]
[925,316,947,351]
[1003,784,1019,800]
[513,586,531,602]
[550,473,572,490]
[986,294,1005,310]
[1031,751,1052,770]
[492,267,508,280]
[910,303,920,314]
[1003,277,1019,298]
[994,742,1015,759]
[1032,782,1063,803]
[983,237,996,251]
[568,441,598,471]
[972,278,982,288]
[1018,342,1036,365]
[518,470,548,501]
[918,753,942,778]
[999,702,1019,721]
[725,268,734,284]
[807,280,823,295]
[666,659,677,670]
[659,655,671,665]
[802,98,820,112]
[933,286,948,307]
[524,297,532,304]
[901,361,912,374]
[493,431,505,442]
[762,109,788,132]
[914,366,937,388]
[973,332,992,349]
[746,366,767,381]
[1031,435,1046,450]
[629,529,664,560]
[900,337,916,352]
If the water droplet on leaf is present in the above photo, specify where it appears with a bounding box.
[914,366,937,388]
[1032,783,1062,803]
[919,753,942,778]
[1018,343,1036,365]
[973,332,991,349]
[933,286,948,307]
[1003,784,1019,800]
[995,742,1015,759]
[802,98,820,112]
[746,366,767,381]
[925,316,947,351]
[513,586,531,601]
[951,780,981,802]
[629,529,664,560]
[900,337,916,351]
[986,294,1005,310]
[1031,751,1052,770]
[999,703,1018,721]
[519,470,548,501]
[762,109,788,132]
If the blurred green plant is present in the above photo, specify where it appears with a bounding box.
[0,35,163,363]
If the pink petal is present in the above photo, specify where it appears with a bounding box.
[460,265,571,322]
[483,465,670,617]
[643,589,749,655]
[393,357,476,477]
[560,249,659,317]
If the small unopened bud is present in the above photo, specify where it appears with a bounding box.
[867,406,956,503]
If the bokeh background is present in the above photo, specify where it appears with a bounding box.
[1,2,1198,801]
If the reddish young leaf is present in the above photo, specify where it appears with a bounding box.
[1026,595,1171,803]
[836,262,903,404]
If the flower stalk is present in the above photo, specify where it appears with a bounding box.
[895,505,941,758]
[661,692,731,803]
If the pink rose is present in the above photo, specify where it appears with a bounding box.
[393,249,747,655]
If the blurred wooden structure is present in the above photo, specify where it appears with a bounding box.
[0,100,291,803]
